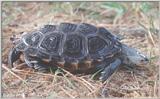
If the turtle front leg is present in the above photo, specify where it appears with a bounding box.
[99,58,122,82]
[8,47,21,68]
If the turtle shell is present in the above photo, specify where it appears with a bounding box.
[16,23,122,72]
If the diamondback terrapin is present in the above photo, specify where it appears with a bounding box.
[8,23,149,81]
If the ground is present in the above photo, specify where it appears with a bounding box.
[1,2,160,98]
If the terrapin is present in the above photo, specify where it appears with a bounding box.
[8,23,149,81]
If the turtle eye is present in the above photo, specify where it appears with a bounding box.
[140,57,149,62]
[140,59,145,62]
[138,52,149,63]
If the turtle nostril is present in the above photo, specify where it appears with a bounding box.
[144,58,149,61]
[141,59,144,62]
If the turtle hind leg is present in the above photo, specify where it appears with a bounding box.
[34,61,58,73]
[8,47,21,68]
[33,61,50,73]
[99,58,122,82]
[24,55,58,73]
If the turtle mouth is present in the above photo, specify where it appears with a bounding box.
[138,63,148,66]
[137,58,149,66]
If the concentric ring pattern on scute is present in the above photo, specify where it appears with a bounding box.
[21,23,121,62]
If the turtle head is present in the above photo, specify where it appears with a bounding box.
[121,44,149,66]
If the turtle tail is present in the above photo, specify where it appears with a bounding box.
[8,47,21,68]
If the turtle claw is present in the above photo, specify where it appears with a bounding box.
[8,47,21,68]
[99,76,103,81]
[33,61,50,73]
[38,68,49,73]
[100,88,108,97]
